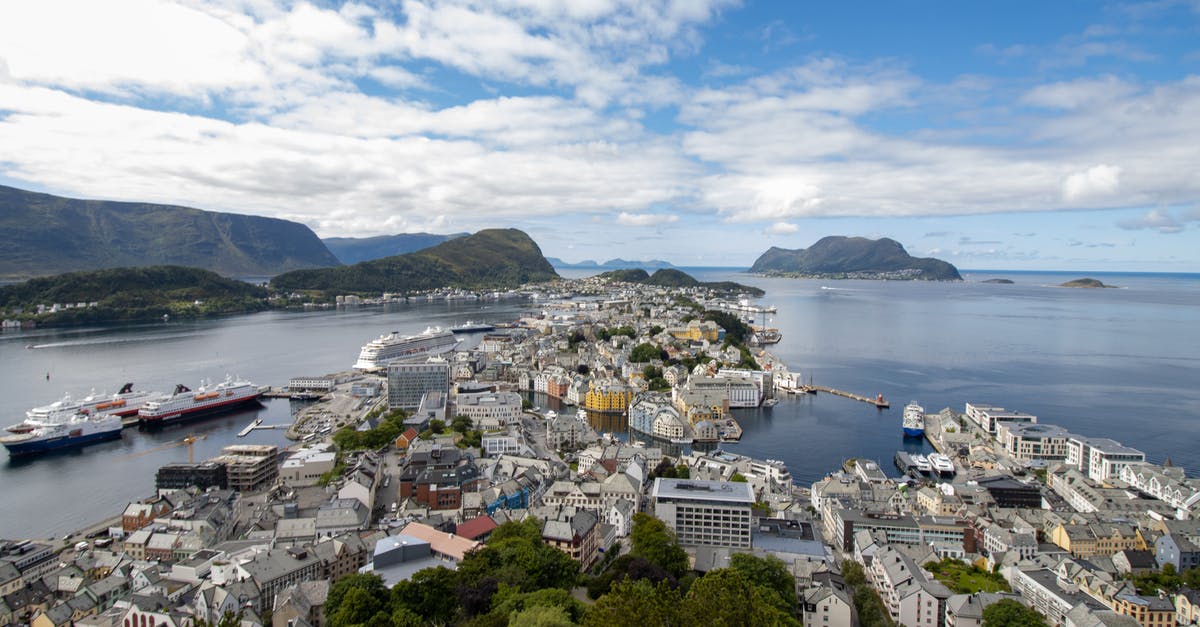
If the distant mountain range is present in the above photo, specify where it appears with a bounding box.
[271,228,558,294]
[0,185,340,279]
[750,236,962,281]
[547,257,678,270]
[322,232,469,264]
[596,268,765,297]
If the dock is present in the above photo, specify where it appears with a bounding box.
[807,386,890,408]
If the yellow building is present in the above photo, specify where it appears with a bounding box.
[1050,522,1144,558]
[1113,594,1175,627]
[668,320,723,342]
[584,380,634,413]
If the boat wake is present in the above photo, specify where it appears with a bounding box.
[820,286,855,292]
[27,333,203,350]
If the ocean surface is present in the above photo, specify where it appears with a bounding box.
[2,270,1198,538]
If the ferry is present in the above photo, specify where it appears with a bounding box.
[20,383,165,425]
[928,453,955,477]
[911,453,932,475]
[1,411,123,457]
[450,321,496,334]
[353,327,460,370]
[902,401,925,437]
[138,376,261,425]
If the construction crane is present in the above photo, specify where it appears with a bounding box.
[120,433,207,463]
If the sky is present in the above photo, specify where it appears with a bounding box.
[1,1,1199,271]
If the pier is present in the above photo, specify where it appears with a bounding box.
[806,385,890,408]
[237,418,290,437]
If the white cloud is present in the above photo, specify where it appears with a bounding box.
[1062,165,1121,202]
[1117,208,1199,234]
[616,212,679,226]
[764,222,799,235]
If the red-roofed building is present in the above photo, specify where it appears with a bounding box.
[395,427,420,452]
[455,515,499,542]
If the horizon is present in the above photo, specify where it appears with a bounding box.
[1,2,1199,271]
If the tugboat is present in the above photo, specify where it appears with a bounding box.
[902,401,925,438]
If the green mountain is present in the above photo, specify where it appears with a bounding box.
[271,228,558,294]
[0,265,268,325]
[750,236,962,281]
[0,184,341,279]
[597,268,765,296]
[322,232,469,264]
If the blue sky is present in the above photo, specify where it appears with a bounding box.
[1,1,1199,271]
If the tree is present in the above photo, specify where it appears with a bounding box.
[576,364,590,375]
[730,472,748,483]
[629,512,689,578]
[325,573,389,624]
[681,568,799,626]
[583,579,682,627]
[674,464,690,479]
[841,560,867,587]
[649,325,664,336]
[509,605,575,627]
[429,419,446,434]
[451,414,474,433]
[729,553,797,609]
[982,599,1048,627]
[329,586,387,626]
[392,566,460,625]
[629,342,662,363]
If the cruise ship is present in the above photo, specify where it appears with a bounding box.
[21,383,164,424]
[450,321,496,334]
[902,401,925,437]
[1,411,123,457]
[353,327,460,370]
[138,376,261,425]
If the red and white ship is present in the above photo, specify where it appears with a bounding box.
[137,376,261,425]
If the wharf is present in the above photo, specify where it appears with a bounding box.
[806,385,890,408]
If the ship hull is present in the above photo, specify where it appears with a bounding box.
[2,429,122,457]
[139,394,262,426]
[903,427,925,438]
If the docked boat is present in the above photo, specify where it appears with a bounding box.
[353,327,460,370]
[928,453,955,477]
[21,383,165,424]
[749,328,782,345]
[450,321,496,334]
[911,454,932,475]
[902,401,925,437]
[138,376,261,425]
[1,411,122,457]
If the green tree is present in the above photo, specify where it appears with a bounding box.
[325,573,389,624]
[329,586,387,626]
[982,599,1048,627]
[451,414,474,433]
[629,513,689,578]
[584,579,682,627]
[510,605,576,627]
[629,342,662,363]
[730,472,748,483]
[729,553,797,609]
[391,566,460,625]
[429,419,446,434]
[674,464,690,479]
[841,560,867,587]
[649,325,664,336]
[681,568,799,626]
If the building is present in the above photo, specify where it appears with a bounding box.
[584,379,634,414]
[1050,522,1144,558]
[1155,521,1200,571]
[280,445,337,487]
[456,391,522,428]
[802,582,853,627]
[869,545,953,627]
[387,362,451,409]
[628,394,690,442]
[155,462,228,492]
[211,445,279,492]
[976,476,1043,508]
[1066,436,1146,482]
[998,422,1072,463]
[965,403,1037,435]
[1113,594,1175,627]
[288,376,335,393]
[542,508,600,570]
[652,478,754,548]
[238,546,324,610]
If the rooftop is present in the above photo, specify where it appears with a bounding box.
[652,478,755,504]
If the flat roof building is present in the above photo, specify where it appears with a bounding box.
[387,362,451,410]
[652,478,754,548]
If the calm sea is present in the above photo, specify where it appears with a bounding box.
[2,270,1198,537]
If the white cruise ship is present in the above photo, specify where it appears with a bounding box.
[353,327,460,370]
[138,376,261,425]
[20,383,165,426]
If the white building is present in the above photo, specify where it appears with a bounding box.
[279,444,337,487]
[998,422,1071,462]
[456,391,523,428]
[965,403,1037,435]
[1066,435,1146,482]
[652,478,754,548]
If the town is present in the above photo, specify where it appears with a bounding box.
[3,276,1199,627]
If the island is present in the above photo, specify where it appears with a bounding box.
[596,268,765,297]
[750,236,962,281]
[982,278,1015,284]
[1059,278,1117,288]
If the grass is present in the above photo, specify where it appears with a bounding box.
[923,558,1011,594]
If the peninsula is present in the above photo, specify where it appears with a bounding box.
[750,236,962,281]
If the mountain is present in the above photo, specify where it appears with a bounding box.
[750,236,962,281]
[270,228,558,294]
[547,258,675,270]
[0,265,268,325]
[322,232,469,264]
[597,268,765,297]
[0,185,341,279]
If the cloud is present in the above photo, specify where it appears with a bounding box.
[958,237,1003,246]
[923,231,952,238]
[764,222,799,235]
[616,212,679,226]
[1063,165,1121,202]
[1117,208,1200,234]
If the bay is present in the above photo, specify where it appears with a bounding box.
[3,270,1199,538]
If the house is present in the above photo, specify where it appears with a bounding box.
[272,580,329,627]
[801,581,853,627]
[542,508,600,571]
[454,516,499,542]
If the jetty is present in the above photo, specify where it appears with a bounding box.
[807,385,890,408]
[236,418,288,437]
